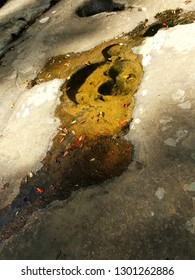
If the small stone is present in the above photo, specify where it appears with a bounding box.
[39,17,50,24]
[155,187,165,200]
[134,118,141,124]
[164,138,177,147]
[188,182,195,192]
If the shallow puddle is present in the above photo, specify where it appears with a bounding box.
[1,9,194,241]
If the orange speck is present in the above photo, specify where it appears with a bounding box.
[118,119,129,127]
[36,187,44,193]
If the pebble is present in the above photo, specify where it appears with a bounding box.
[155,187,165,200]
[39,17,50,24]
[134,118,141,124]
[164,138,177,147]
[188,182,195,192]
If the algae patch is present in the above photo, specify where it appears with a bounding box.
[33,38,143,139]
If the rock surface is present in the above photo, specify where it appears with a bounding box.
[0,0,195,259]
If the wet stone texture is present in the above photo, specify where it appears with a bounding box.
[0,3,195,259]
[0,32,144,240]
